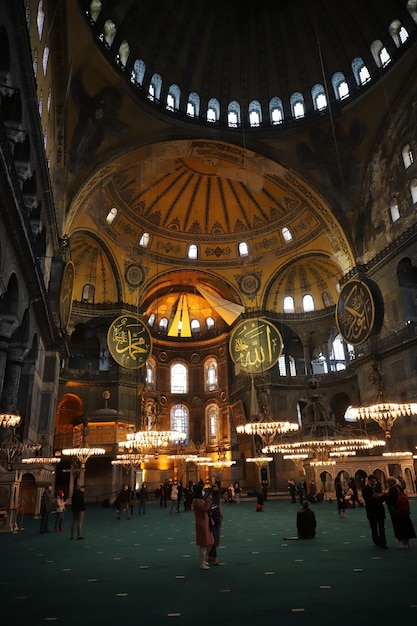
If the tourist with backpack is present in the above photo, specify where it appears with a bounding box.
[385,476,416,548]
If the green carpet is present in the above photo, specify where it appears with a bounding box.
[1,499,417,625]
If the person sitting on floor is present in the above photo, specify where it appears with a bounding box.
[284,500,317,540]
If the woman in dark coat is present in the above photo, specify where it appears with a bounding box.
[385,476,416,548]
[207,483,223,564]
[193,487,214,569]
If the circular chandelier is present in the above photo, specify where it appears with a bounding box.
[111,453,150,470]
[346,402,417,438]
[264,437,386,457]
[0,412,21,428]
[22,457,61,464]
[119,429,186,456]
[246,456,273,468]
[62,446,106,468]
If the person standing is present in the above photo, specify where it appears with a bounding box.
[288,480,297,503]
[70,485,86,540]
[207,483,223,565]
[385,476,416,548]
[170,481,179,513]
[137,483,148,514]
[335,480,347,518]
[40,485,54,534]
[234,482,241,504]
[117,483,131,520]
[54,490,66,533]
[362,474,387,548]
[193,487,214,570]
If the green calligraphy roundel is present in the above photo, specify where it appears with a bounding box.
[336,279,383,346]
[107,315,153,369]
[229,318,283,373]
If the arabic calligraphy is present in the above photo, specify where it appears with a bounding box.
[229,318,282,373]
[336,280,375,345]
[107,315,152,369]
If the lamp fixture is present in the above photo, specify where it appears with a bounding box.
[246,456,273,468]
[22,457,61,464]
[0,412,21,428]
[62,446,105,468]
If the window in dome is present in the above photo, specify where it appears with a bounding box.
[148,73,162,102]
[227,101,241,127]
[37,0,44,40]
[82,283,95,302]
[402,144,414,168]
[42,46,49,76]
[410,178,417,204]
[311,84,327,111]
[282,227,292,243]
[38,89,43,118]
[139,232,150,248]
[371,40,391,68]
[206,317,215,330]
[90,1,102,22]
[191,319,200,333]
[352,57,371,86]
[106,207,118,225]
[171,404,189,443]
[33,48,38,78]
[290,92,305,119]
[389,19,409,47]
[206,404,219,444]
[283,296,295,313]
[47,87,52,112]
[187,244,198,259]
[43,125,48,150]
[389,197,400,223]
[101,19,116,47]
[238,241,249,257]
[269,97,284,124]
[205,358,218,392]
[207,98,220,123]
[117,40,130,67]
[332,72,349,100]
[249,100,262,127]
[25,0,30,27]
[187,92,200,117]
[148,313,155,327]
[171,362,188,394]
[132,59,146,86]
[159,317,168,332]
[302,294,315,312]
[407,0,417,24]
[166,84,180,112]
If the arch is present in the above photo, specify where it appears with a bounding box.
[370,40,391,68]
[206,402,220,445]
[148,73,162,101]
[187,92,200,117]
[227,100,241,127]
[351,57,371,86]
[204,357,218,391]
[207,97,220,123]
[402,144,414,168]
[132,59,146,86]
[269,96,284,124]
[331,72,349,100]
[170,403,189,442]
[248,100,262,127]
[167,84,181,112]
[389,197,400,222]
[290,92,305,119]
[0,274,19,316]
[311,83,327,111]
[170,361,188,394]
[56,394,83,434]
[410,178,417,203]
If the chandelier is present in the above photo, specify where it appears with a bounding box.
[111,453,150,471]
[265,437,386,458]
[62,446,106,468]
[22,457,61,465]
[119,429,186,457]
[0,412,21,428]
[0,421,41,470]
[345,364,417,438]
[246,456,273,468]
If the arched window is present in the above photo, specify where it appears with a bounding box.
[278,354,296,376]
[132,59,146,86]
[332,72,349,100]
[139,232,150,248]
[187,92,200,117]
[38,89,43,118]
[42,46,49,76]
[159,317,168,332]
[410,178,417,204]
[117,40,130,67]
[249,100,262,127]
[389,197,400,223]
[148,313,155,327]
[205,358,218,391]
[102,19,116,47]
[290,92,305,119]
[82,284,95,302]
[402,144,414,169]
[302,294,315,312]
[238,241,249,257]
[329,334,351,371]
[145,357,156,389]
[407,0,417,24]
[370,40,391,68]
[171,404,189,443]
[171,362,188,394]
[37,0,44,39]
[228,100,241,127]
[282,227,292,242]
[389,19,409,47]
[207,98,220,123]
[206,403,219,445]
[352,57,371,86]
[167,84,180,111]
[90,1,102,22]
[106,207,118,225]
[191,319,200,333]
[269,97,284,124]
[187,244,198,259]
[206,317,215,330]
[283,296,295,312]
[311,84,327,111]
[148,73,162,102]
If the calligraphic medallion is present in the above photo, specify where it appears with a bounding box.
[336,279,383,346]
[107,315,152,369]
[229,318,283,373]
